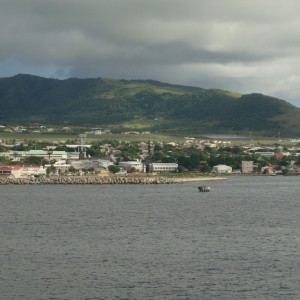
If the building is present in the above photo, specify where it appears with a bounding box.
[242,161,254,173]
[45,160,71,173]
[149,162,178,173]
[1,150,70,161]
[97,159,114,169]
[255,151,274,157]
[0,164,46,178]
[70,159,114,170]
[27,150,68,160]
[212,164,232,174]
[0,165,19,177]
[19,165,47,177]
[119,161,145,172]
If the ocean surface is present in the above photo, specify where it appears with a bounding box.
[1,176,300,300]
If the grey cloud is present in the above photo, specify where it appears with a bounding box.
[1,0,300,106]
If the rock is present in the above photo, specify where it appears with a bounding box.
[0,176,179,185]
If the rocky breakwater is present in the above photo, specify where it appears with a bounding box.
[0,176,179,185]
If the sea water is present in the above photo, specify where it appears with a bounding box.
[1,176,300,299]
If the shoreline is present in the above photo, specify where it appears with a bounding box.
[0,176,179,185]
[1,173,298,185]
[174,176,227,183]
[0,175,226,185]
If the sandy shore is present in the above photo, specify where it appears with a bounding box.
[174,176,227,183]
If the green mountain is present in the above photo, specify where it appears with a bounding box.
[0,74,300,136]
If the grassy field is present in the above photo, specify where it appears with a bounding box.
[1,131,298,146]
[0,132,187,144]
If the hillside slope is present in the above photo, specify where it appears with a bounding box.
[0,74,299,136]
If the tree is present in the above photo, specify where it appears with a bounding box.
[108,165,120,174]
[12,144,27,151]
[68,166,76,174]
[46,165,56,176]
[200,163,211,173]
[23,156,46,166]
[121,144,140,160]
[129,167,137,173]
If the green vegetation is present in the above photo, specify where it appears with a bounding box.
[1,134,299,175]
[1,74,300,136]
[0,132,188,144]
[108,165,120,174]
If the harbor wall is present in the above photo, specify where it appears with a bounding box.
[0,176,179,185]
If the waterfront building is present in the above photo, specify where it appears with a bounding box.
[0,164,46,178]
[119,161,145,172]
[242,161,254,173]
[149,162,178,173]
[212,164,232,174]
[70,159,114,170]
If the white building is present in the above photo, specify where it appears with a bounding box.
[97,159,114,169]
[242,161,254,173]
[45,160,71,173]
[119,161,145,172]
[20,165,47,177]
[3,150,72,161]
[70,159,114,170]
[149,162,178,173]
[212,164,232,174]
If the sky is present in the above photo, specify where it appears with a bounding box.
[1,0,300,107]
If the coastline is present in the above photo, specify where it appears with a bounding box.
[0,175,226,185]
[174,176,227,183]
[0,176,178,185]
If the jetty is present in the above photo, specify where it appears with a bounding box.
[0,176,179,185]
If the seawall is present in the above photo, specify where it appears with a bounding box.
[0,176,179,185]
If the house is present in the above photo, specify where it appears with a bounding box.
[274,152,291,157]
[0,165,20,177]
[0,164,46,178]
[212,164,232,174]
[262,165,277,174]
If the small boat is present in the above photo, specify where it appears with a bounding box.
[198,186,210,192]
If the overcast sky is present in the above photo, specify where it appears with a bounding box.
[1,0,300,107]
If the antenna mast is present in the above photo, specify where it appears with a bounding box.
[79,133,87,159]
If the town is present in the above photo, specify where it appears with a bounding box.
[1,126,300,179]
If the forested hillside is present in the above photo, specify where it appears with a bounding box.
[0,74,299,136]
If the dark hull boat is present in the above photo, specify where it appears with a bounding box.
[198,186,210,192]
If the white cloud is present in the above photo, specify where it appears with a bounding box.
[0,0,300,106]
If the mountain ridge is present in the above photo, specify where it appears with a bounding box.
[0,74,299,136]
